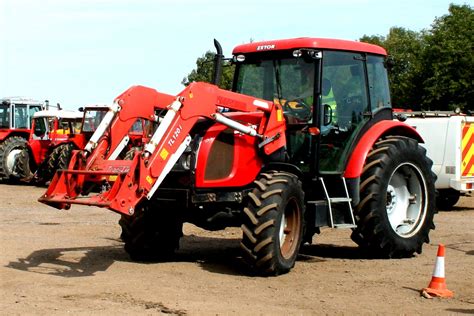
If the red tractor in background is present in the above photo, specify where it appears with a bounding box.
[19,105,147,185]
[17,108,84,184]
[0,97,44,181]
[40,38,437,276]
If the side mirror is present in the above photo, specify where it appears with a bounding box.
[323,104,333,125]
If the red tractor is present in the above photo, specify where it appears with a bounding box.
[0,97,44,181]
[17,108,84,184]
[40,38,437,276]
[19,105,146,185]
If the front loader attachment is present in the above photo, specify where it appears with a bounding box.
[38,150,138,213]
[38,82,286,216]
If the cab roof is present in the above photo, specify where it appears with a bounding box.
[33,109,83,119]
[1,97,44,106]
[232,37,387,56]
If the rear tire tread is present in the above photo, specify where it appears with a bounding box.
[351,136,436,258]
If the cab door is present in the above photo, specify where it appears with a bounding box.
[317,51,370,174]
[29,117,50,165]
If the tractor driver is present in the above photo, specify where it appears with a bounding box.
[321,78,338,132]
[285,63,315,163]
[285,65,338,127]
[282,63,314,124]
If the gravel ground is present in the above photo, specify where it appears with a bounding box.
[0,183,473,315]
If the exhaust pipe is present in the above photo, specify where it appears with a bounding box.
[212,39,223,86]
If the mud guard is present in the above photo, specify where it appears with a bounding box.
[344,121,423,179]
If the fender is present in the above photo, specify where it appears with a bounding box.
[28,139,49,165]
[344,120,423,179]
[0,130,30,142]
[0,131,9,141]
[262,162,303,179]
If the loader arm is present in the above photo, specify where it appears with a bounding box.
[39,82,286,215]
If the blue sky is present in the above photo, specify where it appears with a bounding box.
[0,0,468,109]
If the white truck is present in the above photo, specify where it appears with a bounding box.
[396,111,474,209]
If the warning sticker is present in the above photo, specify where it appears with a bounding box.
[160,148,169,161]
[146,175,153,184]
[277,109,283,122]
[461,122,474,177]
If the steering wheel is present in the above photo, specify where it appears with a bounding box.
[283,98,312,121]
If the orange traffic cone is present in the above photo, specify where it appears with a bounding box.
[421,244,454,298]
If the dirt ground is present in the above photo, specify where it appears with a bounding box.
[0,184,473,315]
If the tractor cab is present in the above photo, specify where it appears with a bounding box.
[0,98,43,132]
[28,109,83,168]
[232,38,392,175]
[80,104,149,157]
[0,98,44,181]
[79,105,109,136]
[31,109,83,139]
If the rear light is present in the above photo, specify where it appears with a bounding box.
[466,183,473,190]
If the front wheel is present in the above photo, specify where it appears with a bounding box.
[16,149,34,181]
[119,201,183,261]
[241,171,304,276]
[0,136,28,181]
[351,136,436,258]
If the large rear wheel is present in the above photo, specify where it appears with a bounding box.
[351,136,436,257]
[241,171,304,276]
[35,143,74,185]
[0,136,27,181]
[55,143,74,171]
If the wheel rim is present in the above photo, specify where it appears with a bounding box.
[386,162,427,238]
[6,148,22,176]
[279,197,301,259]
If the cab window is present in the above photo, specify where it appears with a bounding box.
[14,105,28,129]
[0,104,10,128]
[367,55,391,111]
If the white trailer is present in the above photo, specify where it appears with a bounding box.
[397,111,474,209]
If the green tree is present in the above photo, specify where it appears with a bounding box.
[421,4,474,111]
[361,27,425,109]
[360,4,473,111]
[359,34,384,47]
[181,51,234,90]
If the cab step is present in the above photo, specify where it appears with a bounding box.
[319,177,356,228]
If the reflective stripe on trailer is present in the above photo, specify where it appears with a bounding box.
[461,122,474,177]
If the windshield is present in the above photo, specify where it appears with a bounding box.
[0,104,10,128]
[234,54,316,109]
[58,118,82,134]
[82,109,108,132]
